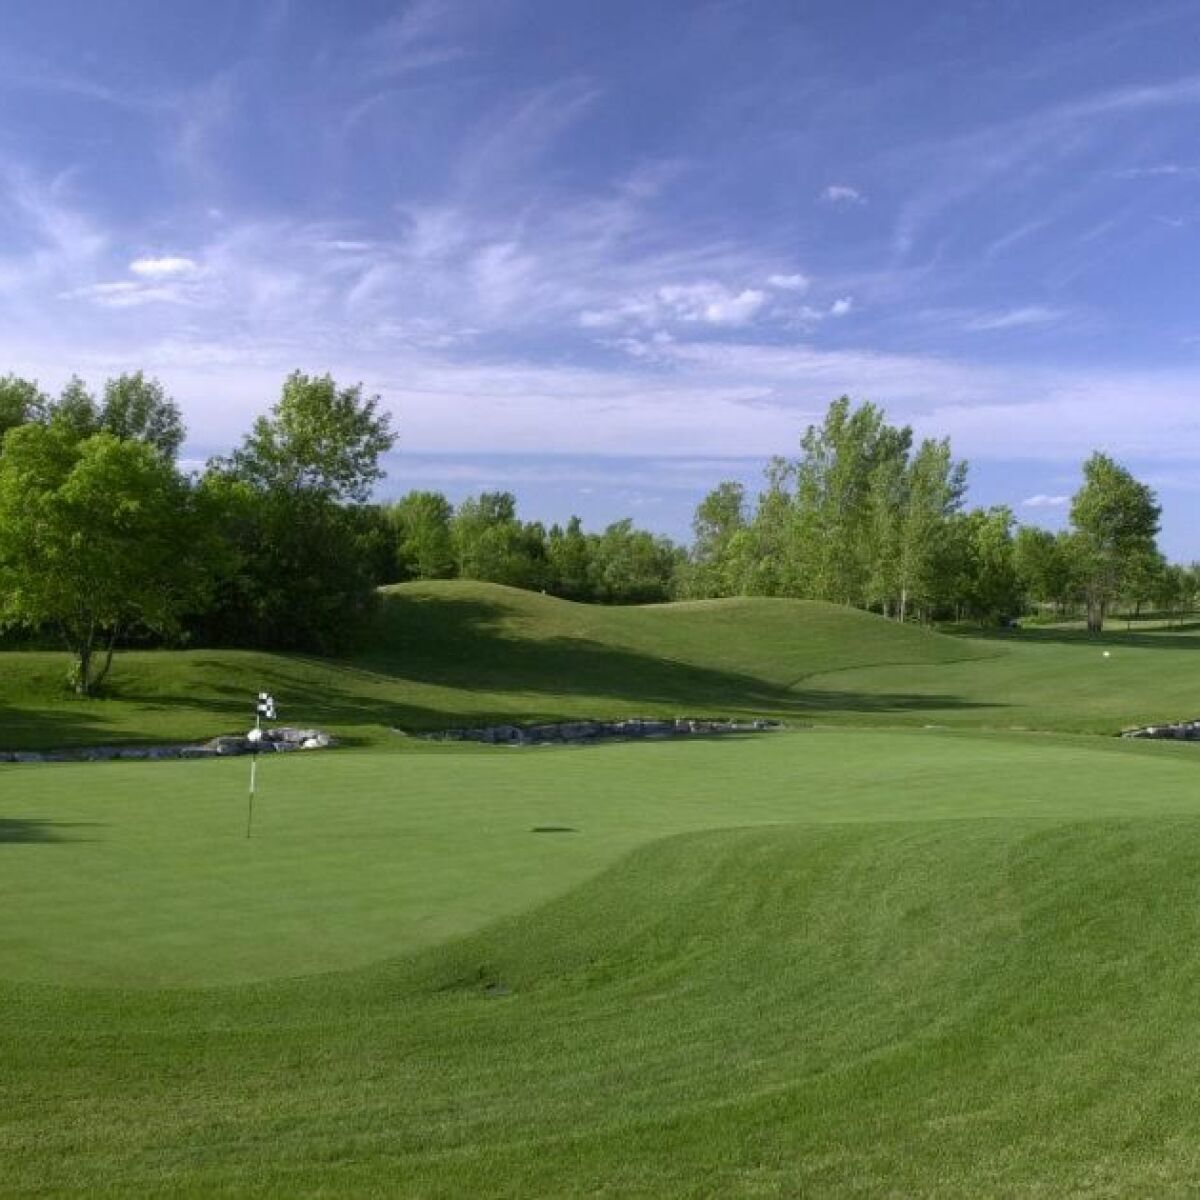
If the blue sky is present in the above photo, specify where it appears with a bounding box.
[2,0,1200,554]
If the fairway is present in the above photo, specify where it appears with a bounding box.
[6,588,1200,1194]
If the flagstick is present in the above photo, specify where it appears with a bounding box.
[246,711,260,839]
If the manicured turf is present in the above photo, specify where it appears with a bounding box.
[6,728,1199,989]
[4,585,1200,1194]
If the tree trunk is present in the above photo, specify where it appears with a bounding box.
[75,641,92,696]
[92,627,120,693]
[899,586,908,623]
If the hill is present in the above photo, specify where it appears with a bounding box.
[0,581,985,750]
[0,580,1197,750]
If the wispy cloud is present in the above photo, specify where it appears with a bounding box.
[964,306,1067,332]
[1115,163,1200,179]
[130,256,199,277]
[1022,494,1070,508]
[892,74,1200,258]
[766,273,809,291]
[821,184,865,205]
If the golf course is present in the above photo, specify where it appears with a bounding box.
[3,581,1200,1195]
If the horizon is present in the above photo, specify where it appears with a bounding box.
[3,1,1200,555]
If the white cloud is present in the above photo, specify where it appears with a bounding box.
[1115,163,1200,179]
[60,280,188,308]
[129,255,198,277]
[821,184,865,205]
[1022,494,1070,508]
[661,283,767,325]
[766,273,810,292]
[829,297,854,317]
[583,281,771,330]
[964,306,1065,331]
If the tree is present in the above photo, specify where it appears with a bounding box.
[683,481,747,598]
[0,375,48,445]
[221,371,395,501]
[547,516,593,600]
[0,425,213,694]
[588,519,681,603]
[203,373,397,651]
[1015,526,1065,615]
[99,372,185,461]
[792,398,896,606]
[957,507,1021,622]
[740,458,796,596]
[896,438,967,622]
[1069,453,1161,633]
[47,376,101,441]
[449,492,547,589]
[390,491,455,580]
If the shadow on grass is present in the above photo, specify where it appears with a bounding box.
[330,593,998,727]
[9,594,1000,749]
[958,625,1200,652]
[0,818,103,844]
[0,701,122,751]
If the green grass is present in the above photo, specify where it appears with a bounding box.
[2,580,1198,751]
[4,733,1200,1193]
[6,583,1200,1194]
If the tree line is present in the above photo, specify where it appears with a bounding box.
[676,397,1186,631]
[0,375,1190,696]
[0,370,684,694]
[0,370,399,693]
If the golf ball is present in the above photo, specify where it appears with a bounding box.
[1103,651,1111,658]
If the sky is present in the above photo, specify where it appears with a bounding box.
[2,0,1200,555]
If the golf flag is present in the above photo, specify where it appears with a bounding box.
[256,691,277,721]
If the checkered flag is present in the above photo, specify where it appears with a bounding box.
[256,691,277,721]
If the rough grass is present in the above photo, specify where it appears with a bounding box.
[2,580,1198,752]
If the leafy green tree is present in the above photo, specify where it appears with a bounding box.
[1151,562,1193,627]
[683,481,747,598]
[390,491,455,580]
[204,373,397,651]
[588,519,681,604]
[864,426,914,617]
[221,371,395,501]
[1120,547,1166,623]
[99,372,184,461]
[793,398,896,606]
[47,376,101,441]
[547,516,593,600]
[1069,453,1161,633]
[0,425,213,694]
[896,438,967,622]
[739,459,796,596]
[42,373,184,461]
[0,375,48,444]
[957,507,1021,622]
[450,492,548,588]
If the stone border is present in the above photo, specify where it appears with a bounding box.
[416,717,782,746]
[0,727,336,764]
[1120,719,1200,741]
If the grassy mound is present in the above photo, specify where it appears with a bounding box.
[2,581,1197,749]
[0,581,986,750]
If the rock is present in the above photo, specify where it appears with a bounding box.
[414,717,782,747]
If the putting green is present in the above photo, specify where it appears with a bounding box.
[4,728,1199,987]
